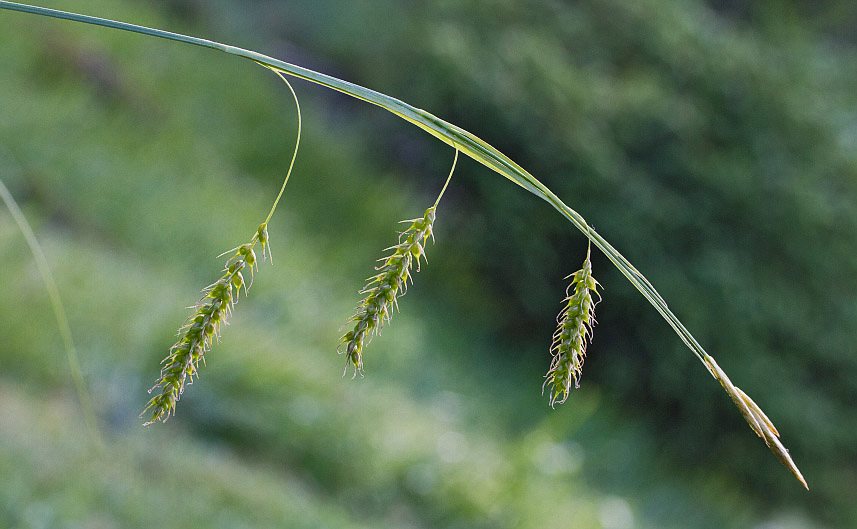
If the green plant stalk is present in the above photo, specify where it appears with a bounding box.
[0,1,807,487]
[0,176,102,449]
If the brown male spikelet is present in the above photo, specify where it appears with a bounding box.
[339,206,437,377]
[141,223,272,424]
[704,356,808,489]
[543,245,600,407]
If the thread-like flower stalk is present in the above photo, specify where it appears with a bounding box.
[544,246,600,407]
[339,150,458,376]
[141,227,270,424]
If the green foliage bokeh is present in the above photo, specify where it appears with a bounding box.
[1,0,855,527]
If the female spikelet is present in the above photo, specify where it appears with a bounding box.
[339,150,458,376]
[142,68,299,424]
[544,245,600,407]
[142,226,272,424]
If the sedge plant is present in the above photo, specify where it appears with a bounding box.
[0,1,807,489]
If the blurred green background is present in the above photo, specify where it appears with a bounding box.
[1,0,856,527]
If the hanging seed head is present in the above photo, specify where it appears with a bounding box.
[339,206,438,377]
[543,247,600,407]
[142,228,271,425]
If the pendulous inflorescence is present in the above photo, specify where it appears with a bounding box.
[339,150,458,377]
[141,224,272,425]
[339,207,437,377]
[141,66,300,425]
[544,245,600,407]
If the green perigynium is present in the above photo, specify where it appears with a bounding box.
[544,246,600,407]
[141,225,271,424]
